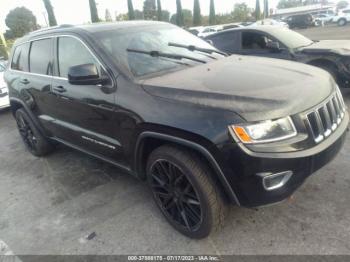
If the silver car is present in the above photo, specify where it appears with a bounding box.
[0,62,9,109]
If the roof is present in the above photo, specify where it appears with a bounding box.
[15,20,169,45]
[205,25,286,38]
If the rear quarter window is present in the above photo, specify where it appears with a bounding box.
[11,43,30,72]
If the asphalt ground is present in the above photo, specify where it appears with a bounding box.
[0,25,350,257]
[295,23,350,40]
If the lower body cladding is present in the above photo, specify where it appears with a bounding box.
[222,114,348,207]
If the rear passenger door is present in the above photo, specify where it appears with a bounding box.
[47,35,119,160]
[8,38,54,135]
[27,38,55,123]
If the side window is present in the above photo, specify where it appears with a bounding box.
[209,32,240,53]
[57,37,99,78]
[29,39,52,75]
[242,32,275,50]
[11,43,30,72]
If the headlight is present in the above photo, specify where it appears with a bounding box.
[230,117,297,144]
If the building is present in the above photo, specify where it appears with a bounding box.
[272,3,336,19]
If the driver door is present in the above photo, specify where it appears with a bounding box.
[45,35,119,160]
[239,31,292,60]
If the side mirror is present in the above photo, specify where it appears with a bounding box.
[206,39,214,46]
[266,41,280,52]
[68,63,102,85]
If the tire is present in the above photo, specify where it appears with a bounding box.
[146,145,226,239]
[15,108,54,157]
[338,18,347,26]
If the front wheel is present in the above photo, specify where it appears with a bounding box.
[338,18,347,26]
[146,145,226,239]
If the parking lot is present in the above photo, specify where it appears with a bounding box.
[295,24,350,40]
[1,25,350,256]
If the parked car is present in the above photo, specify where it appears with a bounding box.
[198,26,222,38]
[332,8,350,26]
[205,26,350,88]
[250,18,289,28]
[314,14,334,25]
[0,62,9,109]
[285,14,315,28]
[188,26,205,36]
[4,22,348,238]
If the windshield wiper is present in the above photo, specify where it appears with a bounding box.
[126,49,207,64]
[168,42,228,56]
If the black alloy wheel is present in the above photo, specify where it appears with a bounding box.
[16,112,38,153]
[147,146,226,239]
[15,109,54,156]
[150,159,202,232]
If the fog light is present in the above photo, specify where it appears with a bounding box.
[257,171,293,191]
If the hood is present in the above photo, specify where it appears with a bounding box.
[301,40,350,56]
[141,55,335,122]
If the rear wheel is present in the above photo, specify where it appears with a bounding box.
[15,108,54,156]
[146,145,226,239]
[338,18,347,26]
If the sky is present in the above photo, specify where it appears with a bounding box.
[0,0,282,33]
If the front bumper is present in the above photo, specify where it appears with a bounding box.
[222,111,348,207]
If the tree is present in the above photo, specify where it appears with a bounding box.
[255,0,261,20]
[171,9,191,26]
[105,9,112,21]
[5,7,38,38]
[115,13,128,21]
[277,0,301,9]
[337,0,349,10]
[127,0,135,20]
[161,10,170,21]
[215,13,234,24]
[183,9,193,27]
[232,3,250,22]
[134,9,144,19]
[89,0,99,23]
[193,0,202,26]
[264,0,269,18]
[209,0,216,25]
[157,0,162,21]
[143,0,157,20]
[176,0,184,26]
[42,0,57,26]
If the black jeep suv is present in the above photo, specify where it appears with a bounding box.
[4,21,348,239]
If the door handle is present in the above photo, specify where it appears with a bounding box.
[20,79,30,85]
[53,86,67,93]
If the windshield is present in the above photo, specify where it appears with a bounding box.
[93,24,221,77]
[268,27,314,49]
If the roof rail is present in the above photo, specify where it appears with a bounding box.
[27,24,74,35]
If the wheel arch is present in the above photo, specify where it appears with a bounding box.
[9,97,47,136]
[307,58,340,79]
[134,131,240,206]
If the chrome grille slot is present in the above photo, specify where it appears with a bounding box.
[306,90,346,144]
